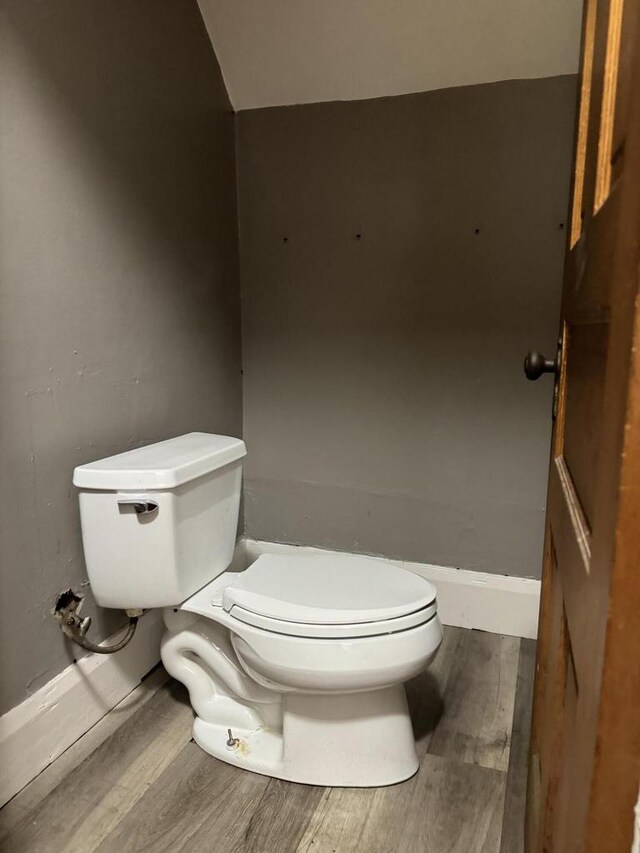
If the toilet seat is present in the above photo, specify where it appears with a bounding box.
[227,599,438,638]
[181,552,438,639]
[222,553,437,627]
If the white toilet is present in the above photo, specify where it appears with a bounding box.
[73,433,442,787]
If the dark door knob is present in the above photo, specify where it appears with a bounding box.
[524,351,557,380]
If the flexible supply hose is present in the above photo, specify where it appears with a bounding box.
[65,616,138,654]
[54,588,140,655]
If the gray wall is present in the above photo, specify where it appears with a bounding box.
[0,2,242,713]
[237,76,577,579]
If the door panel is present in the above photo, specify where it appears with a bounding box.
[526,0,640,849]
[562,322,608,528]
[569,0,598,248]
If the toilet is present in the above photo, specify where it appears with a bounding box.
[73,432,442,787]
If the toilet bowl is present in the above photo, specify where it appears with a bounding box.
[73,433,443,787]
[161,554,442,786]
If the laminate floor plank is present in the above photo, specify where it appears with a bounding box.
[406,624,458,754]
[500,638,537,853]
[412,628,520,771]
[0,666,169,838]
[296,754,506,853]
[230,777,326,853]
[295,787,380,853]
[0,680,193,853]
[96,742,269,853]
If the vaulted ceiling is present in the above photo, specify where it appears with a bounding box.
[197,0,583,111]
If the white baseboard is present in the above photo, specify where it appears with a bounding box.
[234,538,541,641]
[0,609,163,808]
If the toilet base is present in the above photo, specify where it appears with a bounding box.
[193,685,419,787]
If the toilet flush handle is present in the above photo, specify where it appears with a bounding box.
[117,497,159,515]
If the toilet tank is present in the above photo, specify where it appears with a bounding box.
[73,433,246,609]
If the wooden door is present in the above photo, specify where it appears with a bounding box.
[525,1,640,851]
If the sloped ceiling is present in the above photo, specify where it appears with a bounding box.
[197,0,583,111]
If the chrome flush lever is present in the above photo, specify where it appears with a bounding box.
[117,498,159,515]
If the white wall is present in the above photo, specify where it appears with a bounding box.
[198,0,582,110]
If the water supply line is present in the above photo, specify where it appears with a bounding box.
[54,589,140,654]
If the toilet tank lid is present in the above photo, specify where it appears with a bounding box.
[73,433,246,490]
